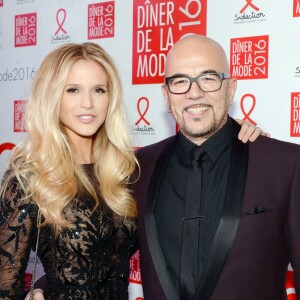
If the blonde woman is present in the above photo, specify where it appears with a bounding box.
[0,43,138,299]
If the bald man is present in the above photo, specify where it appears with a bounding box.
[135,34,300,300]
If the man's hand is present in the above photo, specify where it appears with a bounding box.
[235,118,270,143]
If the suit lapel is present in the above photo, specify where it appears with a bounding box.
[144,136,180,300]
[194,124,249,300]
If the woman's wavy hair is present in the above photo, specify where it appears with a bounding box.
[1,42,138,233]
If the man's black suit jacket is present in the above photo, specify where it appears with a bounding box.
[135,119,300,300]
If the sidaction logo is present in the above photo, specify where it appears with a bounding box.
[234,0,266,23]
[131,97,155,136]
[51,8,71,43]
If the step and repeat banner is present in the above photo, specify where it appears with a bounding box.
[0,0,299,299]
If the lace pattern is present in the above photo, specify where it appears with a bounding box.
[0,165,138,299]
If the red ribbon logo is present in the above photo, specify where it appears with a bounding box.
[0,143,15,155]
[240,0,259,13]
[240,94,257,125]
[135,97,150,126]
[55,8,67,35]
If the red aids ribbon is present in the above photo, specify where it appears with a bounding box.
[135,97,150,126]
[240,0,259,13]
[55,8,67,35]
[0,143,15,155]
[240,94,257,125]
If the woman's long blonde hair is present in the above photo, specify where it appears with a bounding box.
[1,43,138,232]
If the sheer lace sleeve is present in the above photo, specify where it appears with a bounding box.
[0,175,38,299]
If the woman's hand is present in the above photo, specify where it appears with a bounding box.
[235,118,270,143]
[24,289,44,300]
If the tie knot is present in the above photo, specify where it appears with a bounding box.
[190,147,205,162]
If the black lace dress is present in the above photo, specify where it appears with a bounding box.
[0,165,138,299]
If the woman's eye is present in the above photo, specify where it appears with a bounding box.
[66,87,78,93]
[94,87,106,93]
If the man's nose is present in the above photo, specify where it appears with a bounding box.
[186,81,205,98]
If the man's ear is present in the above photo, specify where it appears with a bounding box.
[227,78,237,105]
[161,84,171,111]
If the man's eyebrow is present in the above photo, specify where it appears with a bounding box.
[167,73,189,78]
[167,69,219,78]
[201,69,218,74]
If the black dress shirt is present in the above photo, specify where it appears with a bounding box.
[154,117,233,293]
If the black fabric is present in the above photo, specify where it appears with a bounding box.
[180,147,205,299]
[154,118,232,295]
[154,133,193,292]
[0,164,138,300]
[143,136,181,300]
[194,123,249,300]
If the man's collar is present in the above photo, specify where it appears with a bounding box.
[202,117,233,162]
[176,116,233,164]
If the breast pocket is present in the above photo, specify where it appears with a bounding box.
[238,208,276,229]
